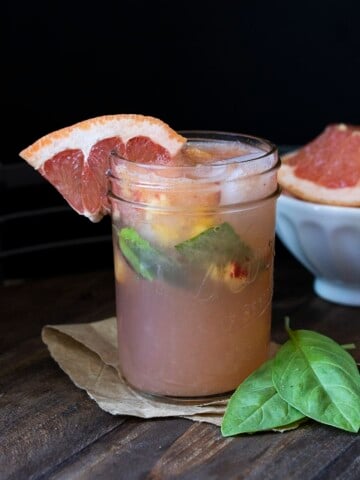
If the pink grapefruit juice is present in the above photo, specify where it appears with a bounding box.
[109,132,279,399]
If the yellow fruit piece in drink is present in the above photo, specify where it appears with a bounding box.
[189,217,215,237]
[114,249,127,283]
[184,147,213,163]
[152,215,215,246]
[152,221,184,244]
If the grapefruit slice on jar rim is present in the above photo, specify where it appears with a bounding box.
[19,114,186,222]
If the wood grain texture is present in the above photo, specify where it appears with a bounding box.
[1,244,359,480]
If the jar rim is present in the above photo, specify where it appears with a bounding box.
[179,130,278,164]
[109,130,278,178]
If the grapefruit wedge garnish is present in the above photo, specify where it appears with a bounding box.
[278,124,360,206]
[19,114,186,221]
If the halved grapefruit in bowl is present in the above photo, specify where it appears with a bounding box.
[276,123,360,306]
[278,123,360,207]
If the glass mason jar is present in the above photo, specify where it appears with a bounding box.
[109,131,280,401]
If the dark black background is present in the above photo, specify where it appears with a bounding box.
[5,0,360,154]
[2,0,360,279]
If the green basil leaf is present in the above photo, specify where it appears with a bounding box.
[175,222,253,268]
[118,227,185,284]
[272,328,360,433]
[221,359,305,436]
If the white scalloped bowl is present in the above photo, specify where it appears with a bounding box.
[276,193,360,306]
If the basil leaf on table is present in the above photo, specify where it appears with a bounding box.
[272,328,360,433]
[118,227,185,284]
[221,359,306,436]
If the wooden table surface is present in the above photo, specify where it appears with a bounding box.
[1,241,359,480]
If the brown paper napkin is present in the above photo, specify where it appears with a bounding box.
[42,317,278,426]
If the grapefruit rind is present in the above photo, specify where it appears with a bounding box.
[19,114,186,170]
[278,160,360,207]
